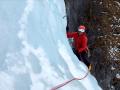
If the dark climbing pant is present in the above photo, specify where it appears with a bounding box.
[73,49,90,67]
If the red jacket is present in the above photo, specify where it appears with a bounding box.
[67,32,88,53]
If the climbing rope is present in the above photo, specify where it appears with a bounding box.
[51,70,90,90]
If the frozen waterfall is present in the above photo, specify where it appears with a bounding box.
[0,0,102,90]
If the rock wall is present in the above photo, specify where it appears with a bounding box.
[91,0,120,90]
[64,0,90,32]
[64,0,120,90]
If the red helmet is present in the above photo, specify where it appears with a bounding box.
[79,25,86,30]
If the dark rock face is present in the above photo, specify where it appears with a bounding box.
[64,0,120,90]
[91,0,120,90]
[64,0,90,32]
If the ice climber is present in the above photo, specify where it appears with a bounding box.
[67,25,91,70]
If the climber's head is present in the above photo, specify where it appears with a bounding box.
[78,25,85,33]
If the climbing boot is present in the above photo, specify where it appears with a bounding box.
[88,64,92,71]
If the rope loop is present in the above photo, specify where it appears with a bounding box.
[51,70,89,90]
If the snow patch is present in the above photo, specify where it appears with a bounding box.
[111,66,116,70]
[116,74,120,79]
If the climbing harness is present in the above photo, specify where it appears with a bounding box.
[51,70,89,90]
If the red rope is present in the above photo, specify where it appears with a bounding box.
[51,70,89,90]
